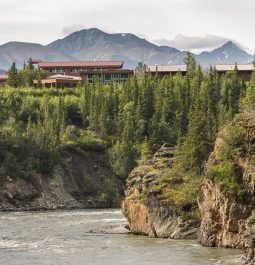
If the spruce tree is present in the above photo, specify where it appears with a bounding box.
[7,63,19,88]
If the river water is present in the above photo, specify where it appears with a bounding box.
[0,209,242,265]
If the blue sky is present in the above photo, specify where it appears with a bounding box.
[0,0,254,53]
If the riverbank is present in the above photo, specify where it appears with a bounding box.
[0,146,122,212]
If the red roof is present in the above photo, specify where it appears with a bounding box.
[39,61,124,68]
[0,74,8,81]
[31,59,42,64]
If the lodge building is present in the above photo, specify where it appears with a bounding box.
[147,65,187,77]
[214,64,254,81]
[147,64,254,81]
[0,61,254,87]
[35,60,134,87]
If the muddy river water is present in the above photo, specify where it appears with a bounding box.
[0,209,242,265]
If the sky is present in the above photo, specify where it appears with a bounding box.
[0,0,255,53]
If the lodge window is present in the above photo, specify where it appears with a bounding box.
[121,73,128,79]
[113,74,119,79]
[104,74,111,81]
[51,68,66,73]
[91,68,102,71]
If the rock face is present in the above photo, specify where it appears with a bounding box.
[0,147,119,211]
[123,198,199,239]
[122,144,200,239]
[198,112,255,249]
[198,177,252,248]
[243,211,255,264]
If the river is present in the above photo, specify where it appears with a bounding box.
[0,209,242,265]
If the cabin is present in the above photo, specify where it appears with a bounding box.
[214,64,254,81]
[147,65,187,77]
[36,60,133,85]
[0,74,8,86]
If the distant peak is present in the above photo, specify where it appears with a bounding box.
[84,28,105,34]
[87,27,102,32]
[68,27,105,35]
[221,40,238,49]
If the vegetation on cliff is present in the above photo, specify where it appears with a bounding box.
[149,59,247,217]
[2,56,254,210]
[209,67,255,198]
[198,109,255,248]
[122,60,255,251]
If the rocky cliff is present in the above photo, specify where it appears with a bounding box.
[0,145,120,211]
[243,211,255,264]
[122,144,200,239]
[122,112,255,263]
[198,111,255,250]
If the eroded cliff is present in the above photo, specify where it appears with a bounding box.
[122,144,200,239]
[199,111,255,249]
[0,145,120,211]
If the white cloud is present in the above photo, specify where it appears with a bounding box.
[62,25,86,36]
[0,0,255,52]
[155,34,232,53]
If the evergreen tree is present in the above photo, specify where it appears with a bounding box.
[7,63,19,88]
[175,95,211,174]
[185,52,197,80]
[26,58,34,71]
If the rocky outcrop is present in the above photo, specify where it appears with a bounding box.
[198,177,252,248]
[123,198,199,238]
[122,144,200,239]
[0,147,120,211]
[198,112,255,249]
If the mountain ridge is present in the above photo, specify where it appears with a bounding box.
[197,41,252,66]
[0,28,253,70]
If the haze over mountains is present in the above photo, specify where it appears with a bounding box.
[0,28,253,71]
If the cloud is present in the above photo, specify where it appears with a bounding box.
[62,25,86,36]
[155,34,232,53]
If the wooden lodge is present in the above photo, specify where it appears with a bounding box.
[146,63,254,81]
[147,65,187,77]
[1,60,254,88]
[35,60,134,86]
[214,64,254,81]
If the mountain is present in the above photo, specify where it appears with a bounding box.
[197,41,253,66]
[47,29,253,68]
[0,28,253,70]
[0,42,75,70]
[47,28,181,68]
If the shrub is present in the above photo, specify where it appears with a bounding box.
[212,160,243,195]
